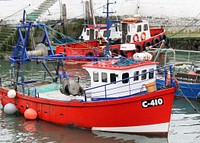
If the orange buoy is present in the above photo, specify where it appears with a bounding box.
[24,108,37,120]
[166,71,171,86]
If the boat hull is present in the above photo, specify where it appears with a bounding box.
[0,87,175,136]
[156,79,200,99]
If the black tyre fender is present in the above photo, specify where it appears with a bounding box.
[152,38,160,48]
[143,42,151,51]
[164,38,171,48]
[86,52,94,57]
[160,34,167,40]
[135,44,142,53]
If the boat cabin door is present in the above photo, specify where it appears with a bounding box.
[89,29,94,40]
[122,23,128,43]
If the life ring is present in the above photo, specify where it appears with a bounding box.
[133,34,139,42]
[141,32,146,41]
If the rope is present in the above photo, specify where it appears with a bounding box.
[38,25,82,55]
[45,25,100,53]
[1,4,31,21]
[177,88,200,114]
[25,13,101,54]
[45,25,77,43]
[168,12,200,38]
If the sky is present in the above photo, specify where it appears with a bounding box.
[0,0,200,23]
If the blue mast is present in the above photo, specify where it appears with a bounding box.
[104,0,118,57]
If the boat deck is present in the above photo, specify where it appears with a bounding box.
[39,90,85,101]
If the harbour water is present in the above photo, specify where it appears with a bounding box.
[0,60,200,143]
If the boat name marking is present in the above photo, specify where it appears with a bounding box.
[141,98,164,108]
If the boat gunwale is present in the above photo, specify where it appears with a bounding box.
[0,87,175,107]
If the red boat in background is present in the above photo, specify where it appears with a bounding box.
[55,14,168,61]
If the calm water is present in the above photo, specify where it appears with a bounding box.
[0,60,200,143]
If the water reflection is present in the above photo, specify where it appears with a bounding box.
[169,98,200,143]
[0,111,169,143]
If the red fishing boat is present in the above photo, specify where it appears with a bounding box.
[0,58,177,136]
[0,11,177,137]
[55,6,168,61]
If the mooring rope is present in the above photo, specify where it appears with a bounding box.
[177,88,200,114]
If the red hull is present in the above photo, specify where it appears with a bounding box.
[0,87,175,136]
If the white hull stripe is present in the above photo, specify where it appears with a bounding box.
[92,122,169,133]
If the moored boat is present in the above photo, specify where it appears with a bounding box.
[152,48,200,99]
[0,10,177,137]
[55,2,168,62]
[0,59,177,136]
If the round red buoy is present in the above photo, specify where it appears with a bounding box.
[24,108,37,120]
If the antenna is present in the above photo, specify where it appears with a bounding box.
[136,0,140,15]
[89,0,96,27]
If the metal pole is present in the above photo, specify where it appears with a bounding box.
[106,0,110,56]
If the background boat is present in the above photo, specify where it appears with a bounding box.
[152,47,200,99]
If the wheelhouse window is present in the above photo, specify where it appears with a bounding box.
[103,30,111,37]
[119,24,122,31]
[103,31,107,37]
[115,24,118,31]
[93,72,99,82]
[122,73,129,83]
[126,35,131,43]
[110,73,117,83]
[142,70,147,80]
[102,72,107,82]
[137,25,142,32]
[149,68,154,79]
[127,25,130,32]
[95,31,98,38]
[86,30,89,36]
[134,71,139,81]
[144,24,148,31]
